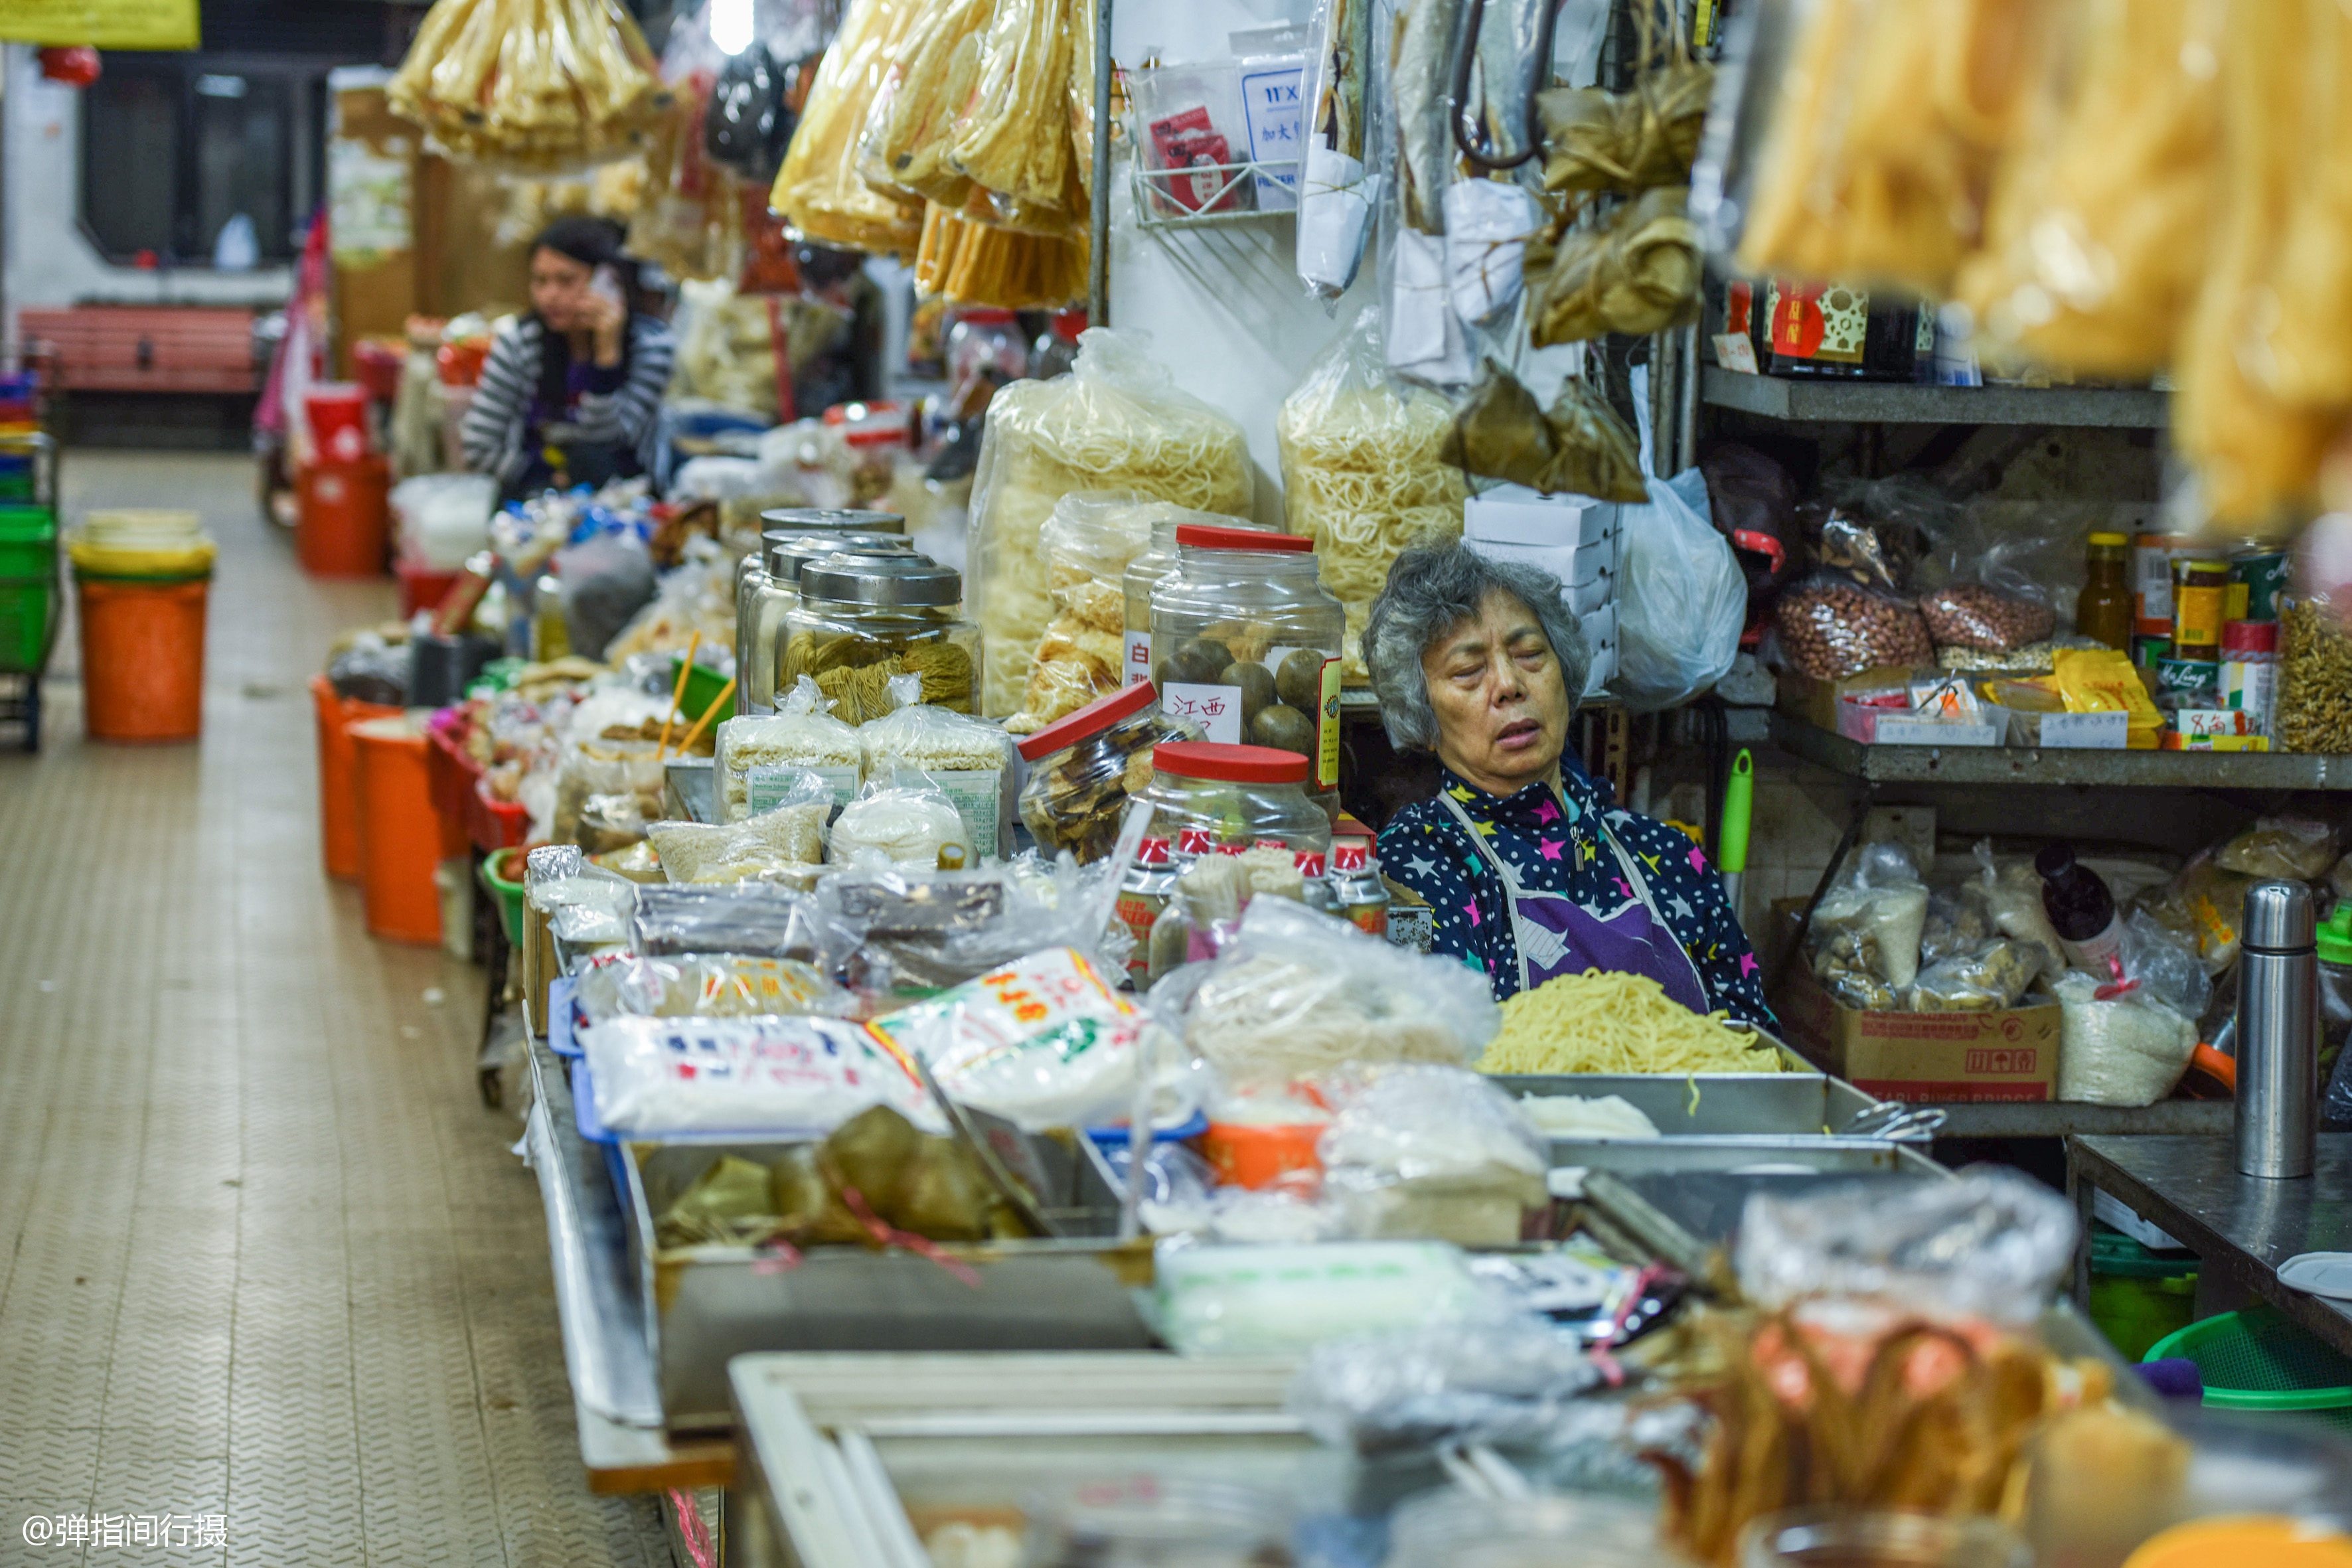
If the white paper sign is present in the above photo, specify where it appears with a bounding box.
[2039,711,2129,748]
[1160,682,1243,744]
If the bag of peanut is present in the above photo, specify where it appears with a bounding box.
[1774,575,1934,680]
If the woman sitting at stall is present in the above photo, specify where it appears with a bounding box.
[1366,542,1772,1024]
[460,216,675,503]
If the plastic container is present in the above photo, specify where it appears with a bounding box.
[421,711,477,860]
[2087,1225,2199,1362]
[1741,1510,2029,1568]
[667,655,734,729]
[303,382,372,465]
[480,844,530,949]
[2172,558,2231,661]
[396,560,461,619]
[2221,619,2280,736]
[350,716,443,945]
[1015,680,1202,862]
[1024,1478,1289,1568]
[944,307,1029,390]
[1148,524,1344,797]
[296,458,392,577]
[1135,741,1332,853]
[0,505,56,672]
[76,572,208,742]
[740,532,911,715]
[782,553,981,716]
[1200,1119,1324,1188]
[1122,509,1273,690]
[2145,1308,2352,1435]
[467,777,532,853]
[309,674,401,880]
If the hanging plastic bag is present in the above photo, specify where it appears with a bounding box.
[1442,180,1540,323]
[2053,972,2197,1107]
[1612,468,1745,710]
[1296,0,1381,301]
[769,0,927,254]
[1525,186,1703,346]
[967,329,1253,717]
[1537,60,1713,195]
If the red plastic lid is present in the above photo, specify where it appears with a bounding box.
[1015,679,1159,760]
[1051,308,1088,340]
[1213,842,1247,856]
[955,307,1018,325]
[1152,741,1310,784]
[823,399,903,425]
[2223,619,2279,653]
[1136,837,1172,866]
[1293,850,1327,878]
[1332,842,1370,872]
[1176,826,1216,855]
[1174,523,1312,554]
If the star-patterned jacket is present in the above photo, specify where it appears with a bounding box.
[1378,764,1775,1026]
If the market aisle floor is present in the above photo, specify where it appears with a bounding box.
[0,454,670,1567]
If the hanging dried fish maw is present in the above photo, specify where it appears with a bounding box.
[1527,185,1703,345]
[1441,362,1646,503]
[1393,0,1465,234]
[867,0,991,208]
[2174,0,2337,532]
[1537,59,1715,195]
[2264,0,2352,408]
[1954,0,2223,378]
[389,0,668,171]
[950,0,1079,224]
[771,0,927,256]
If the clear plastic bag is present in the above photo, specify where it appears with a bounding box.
[629,883,831,958]
[2216,815,2341,882]
[1441,361,1648,503]
[1808,843,1931,991]
[1316,1064,1549,1245]
[387,0,668,172]
[1614,467,1746,710]
[1773,575,1933,680]
[768,0,926,255]
[2116,907,2211,1018]
[646,790,831,883]
[714,676,863,823]
[1157,899,1501,1087]
[554,741,667,850]
[2130,847,2258,977]
[1958,840,2067,981]
[572,952,847,1020]
[580,1013,929,1136]
[1008,492,1157,729]
[1919,584,2057,654]
[858,675,1013,858]
[1289,1308,1607,1453]
[1526,185,1703,346]
[826,784,971,870]
[1917,892,1991,968]
[2053,972,2197,1107]
[820,858,1133,991]
[968,329,1253,717]
[1907,939,2041,1012]
[1295,0,1380,302]
[1733,1166,2078,1323]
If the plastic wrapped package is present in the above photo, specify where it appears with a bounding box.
[2277,595,2352,755]
[572,953,846,1020]
[1275,311,1467,679]
[1808,844,1931,990]
[554,741,666,850]
[768,0,926,255]
[1733,1166,2078,1322]
[646,793,830,884]
[2116,908,2211,1018]
[861,946,1157,1129]
[1614,467,1745,711]
[967,330,1253,716]
[1917,892,1990,968]
[858,688,1012,858]
[1441,362,1648,504]
[1956,0,2225,378]
[1291,1309,1612,1454]
[1954,848,2067,984]
[819,859,1131,991]
[1296,0,1379,301]
[388,0,668,171]
[714,678,863,822]
[1315,1065,1549,1245]
[1537,56,1713,196]
[1152,1239,1486,1357]
[1158,900,1500,1086]
[2217,815,2341,882]
[2130,848,2258,977]
[2053,972,2197,1107]
[1008,491,1157,730]
[534,867,639,949]
[1773,576,1933,680]
[630,883,834,959]
[861,0,994,206]
[1525,185,1703,346]
[945,0,1083,229]
[826,785,971,870]
[580,1013,929,1135]
[1907,939,2040,1012]
[628,83,747,284]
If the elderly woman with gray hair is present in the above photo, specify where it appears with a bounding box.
[1366,542,1772,1023]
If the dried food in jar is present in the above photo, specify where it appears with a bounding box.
[1774,580,1934,680]
[1919,584,2056,653]
[1016,683,1200,862]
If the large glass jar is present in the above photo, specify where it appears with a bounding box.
[742,533,911,715]
[736,511,903,716]
[1148,524,1346,798]
[1135,741,1331,853]
[1016,680,1203,862]
[783,553,983,722]
[1121,507,1271,688]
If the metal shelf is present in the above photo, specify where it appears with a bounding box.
[1770,710,2352,790]
[1703,366,2169,428]
[1129,158,1298,232]
[1927,1099,2233,1139]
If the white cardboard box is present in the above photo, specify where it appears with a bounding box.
[1466,487,1616,548]
[1465,533,1616,589]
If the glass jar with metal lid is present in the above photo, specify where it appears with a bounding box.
[1134,741,1332,853]
[1121,507,1271,689]
[740,533,913,715]
[734,510,904,714]
[1148,524,1346,801]
[782,552,982,720]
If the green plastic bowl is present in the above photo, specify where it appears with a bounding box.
[2146,1307,2352,1435]
[479,844,530,949]
[668,655,732,726]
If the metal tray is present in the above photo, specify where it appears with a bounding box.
[1547,1135,1944,1179]
[619,1141,1156,1433]
[1494,1068,1883,1137]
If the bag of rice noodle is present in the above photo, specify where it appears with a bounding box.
[860,675,1014,857]
[969,329,1253,716]
[1276,309,1466,680]
[1006,492,1156,731]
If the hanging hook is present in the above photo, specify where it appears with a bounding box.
[1449,0,1564,171]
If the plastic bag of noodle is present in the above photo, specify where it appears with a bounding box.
[967,329,1252,716]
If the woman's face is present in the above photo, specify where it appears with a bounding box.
[1422,588,1571,796]
[528,247,595,331]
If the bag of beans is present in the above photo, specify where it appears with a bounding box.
[1919,583,2057,652]
[1774,574,1933,680]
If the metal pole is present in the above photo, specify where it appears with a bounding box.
[1088,0,1115,328]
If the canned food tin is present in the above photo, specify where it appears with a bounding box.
[2231,550,2290,623]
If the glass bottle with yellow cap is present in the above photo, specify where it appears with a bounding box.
[2078,532,2133,651]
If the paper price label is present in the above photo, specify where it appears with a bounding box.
[1125,631,1154,688]
[745,763,860,815]
[1160,682,1243,744]
[2039,711,2128,748]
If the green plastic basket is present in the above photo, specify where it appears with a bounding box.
[2088,1226,2198,1363]
[2146,1308,2352,1435]
[668,655,732,726]
[479,845,529,949]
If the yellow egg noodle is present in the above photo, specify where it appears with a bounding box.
[1474,968,1775,1075]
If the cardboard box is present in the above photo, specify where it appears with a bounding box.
[1774,664,1931,732]
[1465,487,1616,548]
[1768,902,2059,1103]
[1831,696,2001,747]
[1580,603,1618,696]
[1465,532,1616,588]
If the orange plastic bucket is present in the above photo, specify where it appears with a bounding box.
[1200,1122,1326,1190]
[350,716,442,945]
[309,674,400,881]
[295,458,390,577]
[76,573,208,742]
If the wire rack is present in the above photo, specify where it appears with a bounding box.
[1129,158,1302,232]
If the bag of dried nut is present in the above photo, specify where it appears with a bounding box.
[1919,584,2057,653]
[1774,576,1935,680]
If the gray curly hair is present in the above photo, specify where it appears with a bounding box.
[1364,542,1591,753]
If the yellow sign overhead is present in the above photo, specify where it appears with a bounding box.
[0,0,201,50]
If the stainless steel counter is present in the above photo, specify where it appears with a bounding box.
[2067,1133,2352,1359]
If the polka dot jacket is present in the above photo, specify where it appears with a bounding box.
[1379,764,1776,1026]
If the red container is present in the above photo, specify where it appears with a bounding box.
[396,559,461,618]
[77,574,208,742]
[304,382,372,465]
[469,777,532,852]
[351,716,442,945]
[423,713,476,860]
[296,458,391,578]
[310,674,402,880]
[351,340,404,402]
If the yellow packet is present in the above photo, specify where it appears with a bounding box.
[2049,649,2165,732]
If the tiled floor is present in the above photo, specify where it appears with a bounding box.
[0,454,670,1566]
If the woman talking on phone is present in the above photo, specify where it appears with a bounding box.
[461,216,676,503]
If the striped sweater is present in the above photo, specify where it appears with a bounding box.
[459,313,674,494]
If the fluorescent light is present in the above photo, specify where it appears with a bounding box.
[710,0,755,56]
[195,74,248,98]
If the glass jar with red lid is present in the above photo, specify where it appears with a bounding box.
[1148,524,1346,802]
[1015,680,1202,862]
[1135,740,1332,853]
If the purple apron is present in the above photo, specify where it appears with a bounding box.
[1439,790,1710,1011]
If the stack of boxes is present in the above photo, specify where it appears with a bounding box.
[1461,485,1620,698]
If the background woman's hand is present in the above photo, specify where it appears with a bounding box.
[584,288,625,367]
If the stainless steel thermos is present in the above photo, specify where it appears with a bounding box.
[2236,880,2319,1179]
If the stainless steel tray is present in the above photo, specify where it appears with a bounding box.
[619,1142,1155,1432]
[1547,1135,1944,1179]
[1494,1069,1883,1137]
[663,757,716,824]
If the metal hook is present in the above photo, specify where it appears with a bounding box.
[1449,0,1563,171]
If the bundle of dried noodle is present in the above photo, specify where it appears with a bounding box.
[860,0,992,207]
[770,0,925,256]
[949,0,1083,228]
[913,203,1089,309]
[1527,185,1703,345]
[389,0,669,170]
[1737,0,2049,294]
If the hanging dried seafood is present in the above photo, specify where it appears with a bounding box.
[1441,361,1647,503]
[388,0,670,171]
[1537,58,1713,196]
[1526,185,1703,345]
